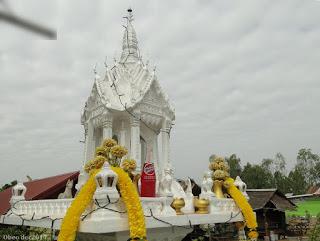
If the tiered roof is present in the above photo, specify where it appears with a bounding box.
[83,9,174,119]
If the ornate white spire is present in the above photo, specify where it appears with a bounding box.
[120,8,139,63]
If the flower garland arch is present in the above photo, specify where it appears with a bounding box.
[57,139,147,241]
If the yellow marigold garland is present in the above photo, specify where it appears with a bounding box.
[224,177,259,239]
[57,169,100,241]
[58,138,147,241]
[57,166,146,241]
[111,166,147,240]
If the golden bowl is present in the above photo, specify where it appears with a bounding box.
[171,198,185,215]
[194,198,210,214]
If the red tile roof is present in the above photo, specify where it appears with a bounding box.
[0,171,79,215]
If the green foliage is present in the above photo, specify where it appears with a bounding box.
[310,161,320,185]
[0,225,51,241]
[287,198,320,217]
[225,154,242,179]
[287,166,308,195]
[297,148,320,165]
[297,148,320,186]
[241,163,274,189]
[309,213,320,241]
[0,225,29,240]
[274,170,291,194]
[261,158,274,173]
[274,152,286,174]
[223,149,319,195]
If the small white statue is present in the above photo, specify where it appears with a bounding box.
[181,178,195,214]
[200,171,214,199]
[75,168,88,195]
[159,168,173,197]
[58,179,73,199]
[171,179,186,199]
[234,176,249,200]
[185,178,194,198]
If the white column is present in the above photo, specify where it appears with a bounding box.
[153,134,161,195]
[102,115,113,140]
[161,118,172,170]
[85,120,94,161]
[152,134,159,164]
[119,120,126,147]
[130,115,141,171]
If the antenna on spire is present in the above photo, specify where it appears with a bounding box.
[93,63,100,80]
[93,63,97,75]
[104,56,108,68]
[127,8,133,22]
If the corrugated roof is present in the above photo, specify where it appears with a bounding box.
[0,171,79,215]
[247,189,296,211]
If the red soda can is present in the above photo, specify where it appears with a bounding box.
[140,162,156,197]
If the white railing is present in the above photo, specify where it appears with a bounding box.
[213,198,240,213]
[9,196,240,220]
[12,199,74,218]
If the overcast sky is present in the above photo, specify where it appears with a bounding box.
[0,0,319,185]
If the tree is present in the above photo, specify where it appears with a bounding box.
[261,158,275,174]
[310,161,320,186]
[241,163,274,189]
[297,148,320,186]
[287,166,308,195]
[297,148,320,166]
[225,154,242,178]
[274,170,290,194]
[274,152,286,174]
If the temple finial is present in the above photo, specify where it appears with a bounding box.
[93,63,100,80]
[127,8,133,22]
[104,56,108,68]
[120,8,139,63]
[93,63,97,75]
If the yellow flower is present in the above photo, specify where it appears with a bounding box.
[248,230,259,239]
[84,160,95,173]
[111,166,146,240]
[121,159,137,172]
[84,163,91,173]
[110,145,128,158]
[214,156,225,164]
[225,177,258,239]
[213,169,227,180]
[102,138,117,148]
[58,168,100,241]
[95,146,108,157]
[93,156,107,169]
[58,160,147,241]
[209,156,227,170]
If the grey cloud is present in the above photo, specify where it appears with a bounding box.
[1,0,320,184]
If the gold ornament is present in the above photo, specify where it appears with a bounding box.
[171,198,185,215]
[194,198,210,214]
[213,180,224,198]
